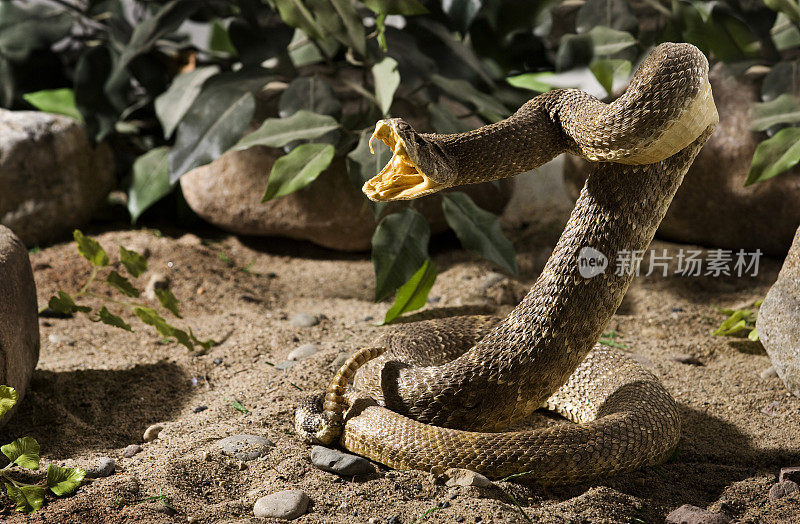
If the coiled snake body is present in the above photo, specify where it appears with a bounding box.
[295,43,718,484]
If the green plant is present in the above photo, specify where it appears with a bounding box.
[0,386,85,514]
[712,300,762,341]
[44,229,216,351]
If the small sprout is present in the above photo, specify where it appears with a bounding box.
[712,300,762,341]
[230,400,249,414]
[599,330,627,349]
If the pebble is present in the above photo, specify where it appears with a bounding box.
[443,468,493,488]
[290,312,319,327]
[368,518,380,524]
[311,446,374,476]
[330,352,350,370]
[143,424,163,442]
[780,466,800,483]
[669,354,704,366]
[85,457,115,478]
[144,273,170,301]
[760,366,779,379]
[193,405,208,413]
[288,343,319,361]
[216,434,274,461]
[665,504,731,524]
[253,489,309,520]
[387,516,401,524]
[122,444,142,458]
[47,333,75,346]
[275,360,295,370]
[769,480,800,500]
[213,357,223,365]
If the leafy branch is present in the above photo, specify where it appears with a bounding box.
[43,230,215,352]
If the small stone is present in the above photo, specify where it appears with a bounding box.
[448,492,458,500]
[760,366,779,379]
[145,273,170,301]
[330,352,349,370]
[455,517,464,523]
[387,516,401,524]
[443,468,493,488]
[143,424,164,442]
[769,480,800,500]
[363,316,374,322]
[213,358,223,365]
[187,517,199,523]
[275,360,295,370]
[216,434,274,461]
[311,446,374,476]
[253,489,309,520]
[761,400,781,416]
[290,312,319,327]
[122,444,142,458]
[670,306,685,312]
[439,500,450,508]
[85,457,115,478]
[288,343,319,361]
[780,466,800,483]
[47,333,75,346]
[665,504,731,524]
[368,518,380,524]
[177,233,202,246]
[669,354,704,366]
[193,405,208,413]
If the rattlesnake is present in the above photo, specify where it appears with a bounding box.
[295,42,718,484]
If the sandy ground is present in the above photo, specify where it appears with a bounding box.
[1,205,799,523]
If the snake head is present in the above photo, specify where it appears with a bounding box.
[294,394,344,445]
[362,119,454,201]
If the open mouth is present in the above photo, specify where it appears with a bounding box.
[362,121,443,202]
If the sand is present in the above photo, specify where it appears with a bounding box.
[1,215,798,523]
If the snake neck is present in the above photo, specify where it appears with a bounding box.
[387,126,715,430]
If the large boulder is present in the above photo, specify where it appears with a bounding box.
[564,63,800,257]
[758,226,800,399]
[0,226,40,424]
[0,110,115,247]
[180,149,511,251]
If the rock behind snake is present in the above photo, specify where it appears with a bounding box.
[296,43,719,484]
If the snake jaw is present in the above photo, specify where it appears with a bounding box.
[363,120,445,201]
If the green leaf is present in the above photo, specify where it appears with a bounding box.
[441,0,482,32]
[313,0,367,56]
[120,247,148,278]
[427,102,473,134]
[382,259,437,324]
[506,72,558,93]
[0,2,71,62]
[74,46,117,142]
[96,306,133,332]
[441,192,518,276]
[761,61,799,102]
[587,26,636,56]
[279,77,342,120]
[262,143,335,201]
[106,271,140,298]
[274,0,326,40]
[589,59,631,97]
[128,147,172,224]
[363,0,429,15]
[74,230,109,267]
[155,288,182,318]
[209,19,237,55]
[46,464,86,496]
[765,0,800,23]
[0,385,18,422]
[4,483,45,514]
[430,75,509,122]
[23,89,83,122]
[346,132,390,218]
[2,437,40,470]
[155,66,220,139]
[48,291,91,315]
[372,57,400,116]
[372,209,430,301]
[748,328,760,342]
[745,127,800,185]
[576,0,638,33]
[232,110,339,151]
[751,94,800,131]
[231,400,249,414]
[134,307,194,350]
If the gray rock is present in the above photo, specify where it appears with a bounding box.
[122,444,142,458]
[311,446,374,476]
[665,504,731,524]
[216,434,274,461]
[758,226,800,398]
[769,480,800,500]
[330,352,350,371]
[253,489,309,520]
[0,110,114,246]
[760,366,778,379]
[143,424,164,442]
[443,468,493,488]
[669,354,704,366]
[0,226,39,426]
[85,457,116,478]
[275,360,295,370]
[780,466,800,483]
[144,273,170,301]
[288,343,319,361]
[47,333,75,346]
[290,313,319,328]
